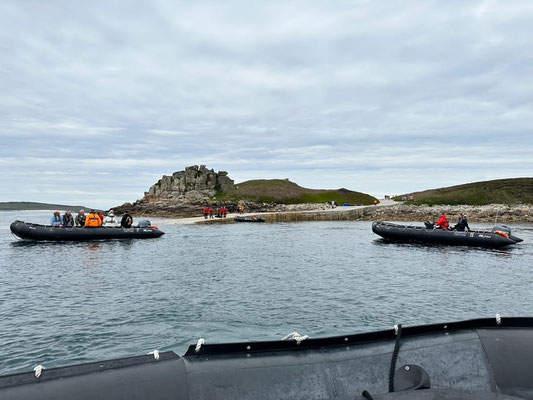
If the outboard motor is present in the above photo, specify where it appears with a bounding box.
[492,224,524,243]
[492,225,511,236]
[137,219,152,228]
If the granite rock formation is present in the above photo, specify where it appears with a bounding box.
[114,165,236,217]
[146,165,234,202]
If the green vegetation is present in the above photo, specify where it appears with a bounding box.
[215,179,377,205]
[394,178,533,205]
[0,202,89,211]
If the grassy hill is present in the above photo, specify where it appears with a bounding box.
[395,178,533,205]
[215,179,377,205]
[0,202,89,211]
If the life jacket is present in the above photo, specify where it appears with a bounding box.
[203,208,208,214]
[436,216,449,230]
[86,213,102,227]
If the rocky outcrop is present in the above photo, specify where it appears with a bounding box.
[114,165,236,217]
[146,165,234,202]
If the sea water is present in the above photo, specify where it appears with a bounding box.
[0,210,532,375]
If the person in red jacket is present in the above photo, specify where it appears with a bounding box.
[203,207,208,219]
[436,215,449,230]
[208,207,214,219]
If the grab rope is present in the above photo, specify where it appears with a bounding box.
[195,338,205,353]
[282,332,309,344]
[389,324,402,392]
[496,314,502,325]
[33,364,45,379]
[148,350,160,360]
[361,390,375,400]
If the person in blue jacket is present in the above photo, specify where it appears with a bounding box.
[50,211,63,227]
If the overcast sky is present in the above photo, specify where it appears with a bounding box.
[1,1,532,209]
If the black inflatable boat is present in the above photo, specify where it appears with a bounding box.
[1,317,532,399]
[10,220,165,241]
[234,216,265,223]
[372,221,522,247]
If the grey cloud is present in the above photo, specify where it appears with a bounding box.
[0,0,532,207]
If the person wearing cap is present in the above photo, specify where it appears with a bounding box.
[50,211,63,227]
[75,210,86,227]
[85,210,103,227]
[103,210,118,227]
[62,210,74,227]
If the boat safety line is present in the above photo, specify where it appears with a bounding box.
[195,338,205,353]
[148,350,160,360]
[496,314,502,325]
[389,324,402,392]
[282,332,309,344]
[33,365,45,379]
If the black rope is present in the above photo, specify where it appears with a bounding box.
[361,390,374,399]
[388,324,402,392]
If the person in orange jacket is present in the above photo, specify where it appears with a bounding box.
[85,210,103,227]
[435,215,449,230]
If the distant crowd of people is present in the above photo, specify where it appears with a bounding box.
[50,209,133,228]
[427,213,471,231]
[202,207,229,219]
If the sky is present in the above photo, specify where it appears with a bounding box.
[1,0,532,209]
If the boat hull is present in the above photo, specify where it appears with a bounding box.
[1,317,532,399]
[234,216,265,222]
[10,220,164,241]
[372,221,520,247]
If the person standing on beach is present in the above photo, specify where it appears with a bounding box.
[208,207,214,219]
[203,207,208,219]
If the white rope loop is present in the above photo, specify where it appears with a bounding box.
[282,332,309,345]
[195,338,205,353]
[148,350,160,360]
[394,325,399,335]
[496,314,502,325]
[33,364,45,379]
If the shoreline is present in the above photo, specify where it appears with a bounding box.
[148,202,533,225]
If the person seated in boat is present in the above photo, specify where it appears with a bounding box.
[453,213,471,231]
[50,211,63,227]
[85,210,103,227]
[103,210,118,227]
[435,214,449,230]
[121,212,133,228]
[75,209,86,227]
[62,210,74,227]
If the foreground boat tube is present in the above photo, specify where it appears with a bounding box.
[10,221,164,241]
[372,221,521,247]
[1,317,533,399]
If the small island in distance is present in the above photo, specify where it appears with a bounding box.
[0,202,89,212]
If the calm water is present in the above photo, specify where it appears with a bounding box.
[1,210,532,375]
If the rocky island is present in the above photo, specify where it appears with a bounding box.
[114,165,377,218]
[114,166,533,223]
